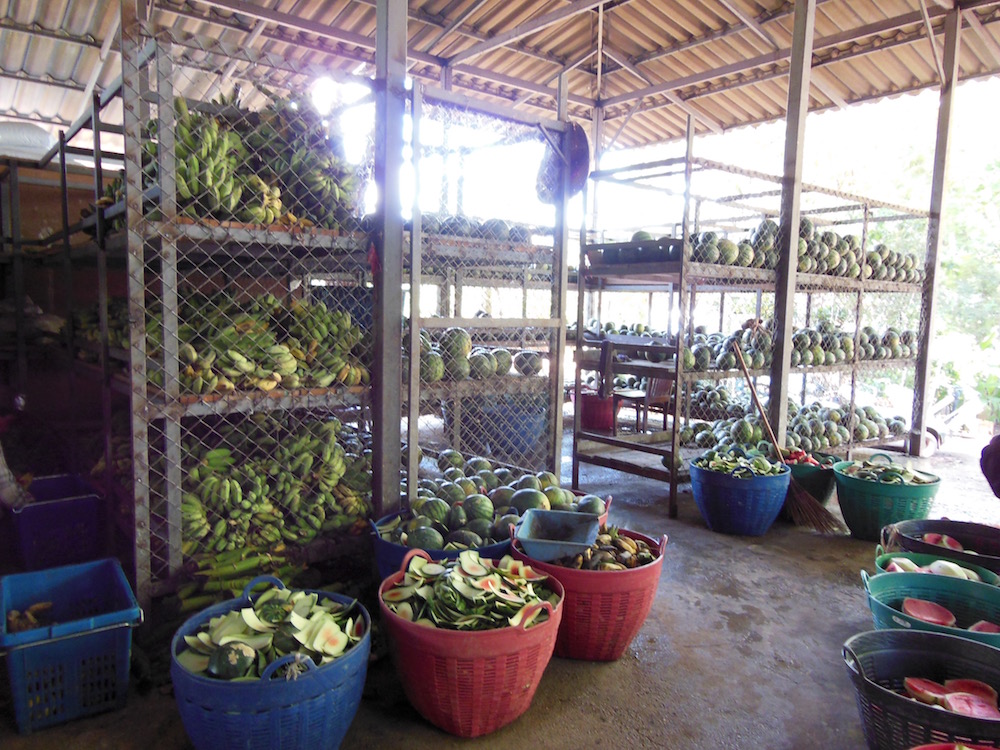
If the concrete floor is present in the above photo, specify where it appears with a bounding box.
[1,433,997,749]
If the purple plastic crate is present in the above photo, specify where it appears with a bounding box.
[0,558,142,733]
[26,474,96,503]
[12,494,105,571]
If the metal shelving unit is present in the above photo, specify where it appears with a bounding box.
[570,153,932,516]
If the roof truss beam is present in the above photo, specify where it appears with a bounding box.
[446,0,609,66]
[600,0,999,111]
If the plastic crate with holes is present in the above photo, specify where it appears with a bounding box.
[0,558,142,734]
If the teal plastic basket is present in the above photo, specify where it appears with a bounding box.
[689,461,790,536]
[834,454,940,541]
[873,544,1000,586]
[862,569,1000,646]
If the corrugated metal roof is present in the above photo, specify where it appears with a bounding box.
[1,0,999,155]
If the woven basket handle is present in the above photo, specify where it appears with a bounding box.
[867,453,894,466]
[260,653,319,681]
[513,600,555,632]
[656,535,669,557]
[241,575,286,601]
[398,547,432,574]
[842,644,862,677]
[881,524,901,552]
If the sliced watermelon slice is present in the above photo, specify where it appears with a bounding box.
[902,597,957,627]
[944,679,999,706]
[941,691,1000,719]
[903,676,950,705]
[923,533,943,545]
[970,620,1000,634]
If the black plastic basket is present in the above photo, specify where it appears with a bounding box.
[882,520,1000,574]
[843,629,1000,750]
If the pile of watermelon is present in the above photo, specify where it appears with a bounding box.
[902,676,1000,720]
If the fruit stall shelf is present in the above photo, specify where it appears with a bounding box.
[575,431,691,484]
[407,374,549,402]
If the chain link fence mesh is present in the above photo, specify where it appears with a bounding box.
[113,27,376,599]
[405,95,561,486]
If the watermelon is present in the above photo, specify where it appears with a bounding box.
[970,620,1000,633]
[903,677,950,705]
[463,494,495,522]
[419,350,445,383]
[902,597,956,627]
[421,498,451,524]
[941,692,1000,720]
[406,526,444,550]
[944,679,999,706]
[441,326,472,359]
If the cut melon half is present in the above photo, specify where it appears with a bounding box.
[902,597,956,627]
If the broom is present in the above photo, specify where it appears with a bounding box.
[731,341,846,534]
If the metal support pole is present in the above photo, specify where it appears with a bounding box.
[669,115,695,519]
[373,0,406,517]
[58,133,79,470]
[911,8,961,457]
[120,0,152,604]
[405,84,423,503]
[548,73,570,478]
[768,0,815,446]
[9,163,26,396]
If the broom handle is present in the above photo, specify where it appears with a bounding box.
[731,341,786,466]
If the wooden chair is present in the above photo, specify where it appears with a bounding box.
[614,377,676,435]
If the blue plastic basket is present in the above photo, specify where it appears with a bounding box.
[170,575,371,750]
[12,493,105,570]
[371,511,511,581]
[0,558,142,734]
[689,461,790,536]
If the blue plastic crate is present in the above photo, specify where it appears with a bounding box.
[0,558,142,734]
[12,494,105,570]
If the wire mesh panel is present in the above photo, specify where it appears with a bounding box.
[406,93,563,479]
[118,27,376,600]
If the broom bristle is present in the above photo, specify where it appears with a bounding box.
[786,478,846,534]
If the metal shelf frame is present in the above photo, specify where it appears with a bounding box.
[571,137,933,518]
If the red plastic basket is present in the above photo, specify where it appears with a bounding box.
[511,529,667,661]
[378,549,564,738]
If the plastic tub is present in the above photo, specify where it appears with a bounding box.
[371,511,511,581]
[378,549,563,738]
[873,544,1000,586]
[514,508,599,562]
[834,455,940,541]
[689,461,790,536]
[881,519,1000,574]
[0,558,142,733]
[844,629,1000,749]
[512,529,667,661]
[170,575,370,750]
[26,474,96,502]
[862,569,1000,647]
[12,493,105,570]
[571,390,620,432]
